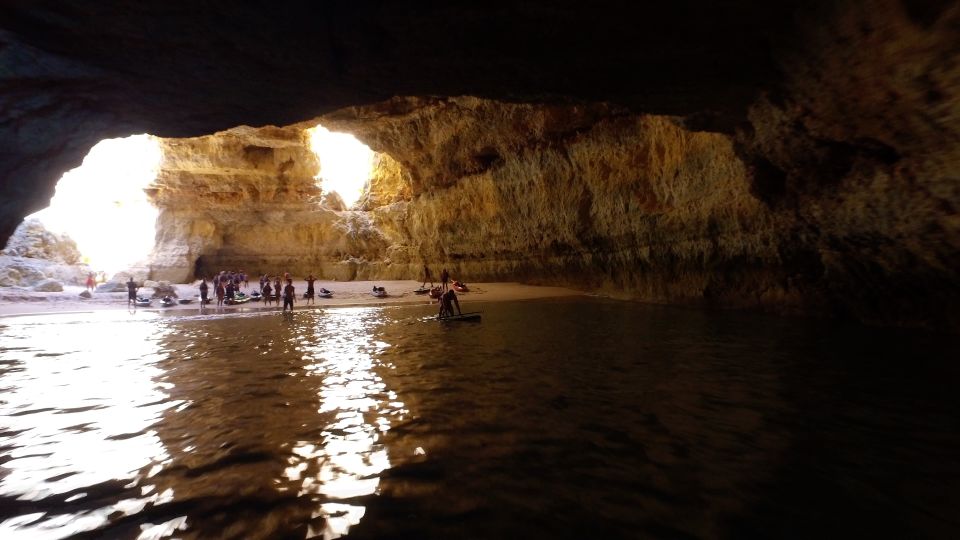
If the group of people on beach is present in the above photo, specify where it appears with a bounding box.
[126,264,464,317]
[196,271,297,311]
[422,265,454,292]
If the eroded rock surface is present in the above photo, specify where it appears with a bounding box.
[0,219,89,286]
[149,126,388,281]
[0,0,958,327]
[2,218,81,264]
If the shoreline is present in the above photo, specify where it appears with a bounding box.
[0,280,583,318]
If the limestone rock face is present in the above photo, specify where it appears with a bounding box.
[144,65,960,329]
[153,100,780,306]
[325,98,784,307]
[2,218,81,264]
[0,255,89,287]
[1,0,958,327]
[732,1,960,326]
[0,1,806,242]
[31,278,63,292]
[96,281,128,293]
[148,125,389,281]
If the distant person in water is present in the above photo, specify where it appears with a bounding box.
[440,268,450,291]
[216,280,225,308]
[283,278,295,311]
[274,276,282,306]
[422,264,434,288]
[86,272,96,292]
[438,289,461,318]
[126,277,138,307]
[305,274,316,304]
[199,278,209,307]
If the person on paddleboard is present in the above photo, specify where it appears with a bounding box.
[438,289,461,319]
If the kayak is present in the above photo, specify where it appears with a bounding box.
[453,281,469,292]
[225,293,251,305]
[414,287,430,295]
[249,291,262,301]
[134,296,151,307]
[160,296,177,307]
[318,289,333,298]
[429,287,443,299]
[438,312,481,322]
[178,298,193,304]
[371,287,387,298]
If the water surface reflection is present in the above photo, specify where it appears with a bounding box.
[0,309,403,539]
[1,301,958,539]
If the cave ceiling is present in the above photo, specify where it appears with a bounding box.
[0,0,817,241]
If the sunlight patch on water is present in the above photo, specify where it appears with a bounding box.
[0,317,178,539]
[293,307,399,540]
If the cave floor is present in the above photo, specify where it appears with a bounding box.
[0,280,582,317]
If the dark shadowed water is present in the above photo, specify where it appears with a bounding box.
[0,298,958,539]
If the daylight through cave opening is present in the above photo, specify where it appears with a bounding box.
[307,125,374,209]
[28,134,162,278]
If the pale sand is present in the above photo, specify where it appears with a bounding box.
[0,280,583,317]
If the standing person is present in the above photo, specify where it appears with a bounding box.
[422,264,433,288]
[85,272,96,292]
[262,279,272,305]
[216,280,226,308]
[225,280,235,302]
[273,276,282,306]
[440,268,450,292]
[305,274,316,305]
[199,278,209,307]
[126,277,138,308]
[241,270,248,289]
[283,278,295,312]
[438,289,461,318]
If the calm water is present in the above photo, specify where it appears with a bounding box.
[0,298,958,539]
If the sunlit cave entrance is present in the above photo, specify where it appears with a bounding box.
[28,134,162,278]
[307,125,374,209]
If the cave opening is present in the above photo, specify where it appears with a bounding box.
[26,135,162,278]
[306,124,374,209]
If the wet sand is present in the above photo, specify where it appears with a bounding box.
[0,280,583,317]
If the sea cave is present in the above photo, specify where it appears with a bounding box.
[0,2,958,539]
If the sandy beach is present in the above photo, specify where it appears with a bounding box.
[0,279,583,317]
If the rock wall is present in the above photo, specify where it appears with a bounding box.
[0,218,88,287]
[733,0,960,326]
[148,125,390,282]
[325,98,787,307]
[153,99,784,306]
[1,218,81,264]
[4,0,953,327]
[149,74,960,329]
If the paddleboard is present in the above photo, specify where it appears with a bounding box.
[438,312,481,322]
